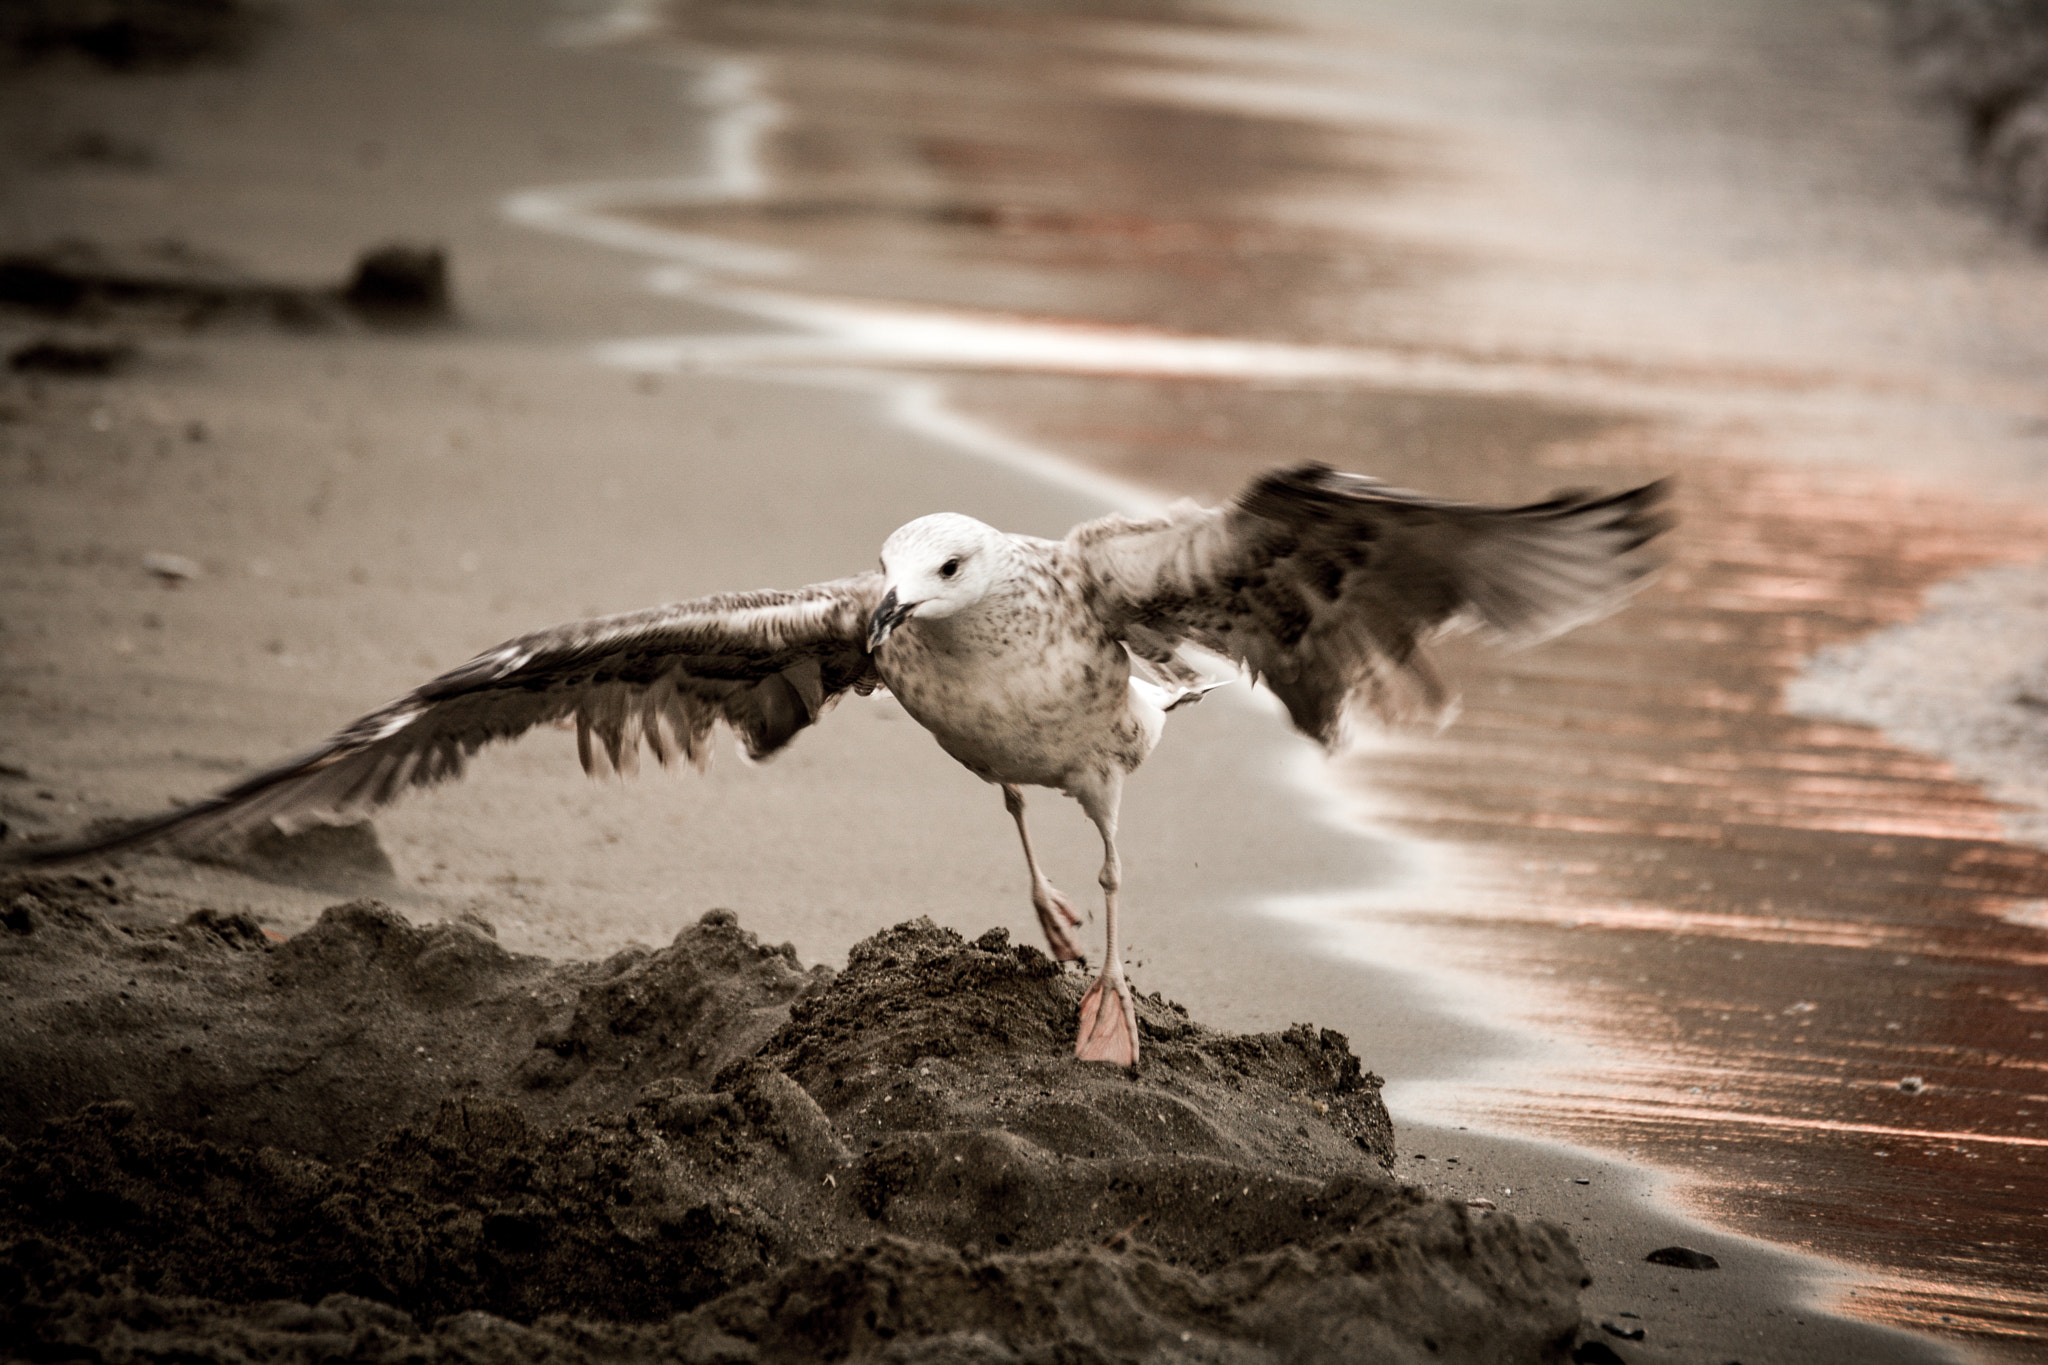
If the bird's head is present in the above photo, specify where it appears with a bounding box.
[869,513,1008,651]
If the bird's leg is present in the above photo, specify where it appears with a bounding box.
[1072,771,1138,1067]
[1003,783,1084,964]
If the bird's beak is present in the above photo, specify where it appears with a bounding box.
[868,588,914,652]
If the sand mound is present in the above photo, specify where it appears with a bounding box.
[0,878,823,1158]
[0,879,1587,1362]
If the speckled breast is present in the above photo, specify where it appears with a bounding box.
[877,604,1142,788]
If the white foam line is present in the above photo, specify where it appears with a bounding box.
[610,293,1398,379]
[505,185,798,276]
[631,266,1691,405]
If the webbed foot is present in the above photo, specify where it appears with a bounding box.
[1034,885,1085,963]
[1076,967,1139,1066]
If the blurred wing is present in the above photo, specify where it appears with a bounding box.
[1069,463,1670,747]
[16,574,886,861]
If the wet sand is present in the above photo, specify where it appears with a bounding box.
[3,0,2045,1360]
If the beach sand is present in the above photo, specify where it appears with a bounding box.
[3,0,2043,1360]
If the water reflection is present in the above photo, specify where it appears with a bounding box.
[1355,457,2048,1344]
[626,0,1440,339]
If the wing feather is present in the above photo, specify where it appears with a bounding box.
[1069,463,1670,749]
[14,574,886,863]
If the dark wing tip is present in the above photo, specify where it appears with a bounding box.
[1615,480,1676,553]
[1245,464,1673,529]
[1531,476,1672,513]
[1533,477,1675,554]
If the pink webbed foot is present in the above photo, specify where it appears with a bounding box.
[1076,968,1139,1066]
[1033,885,1086,964]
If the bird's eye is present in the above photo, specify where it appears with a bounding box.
[940,557,961,578]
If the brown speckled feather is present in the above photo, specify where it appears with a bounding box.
[1069,463,1669,748]
[18,575,886,860]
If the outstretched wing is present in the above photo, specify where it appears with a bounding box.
[1068,463,1670,748]
[15,574,887,862]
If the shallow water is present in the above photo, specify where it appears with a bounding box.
[556,0,2048,1350]
[1366,457,2048,1344]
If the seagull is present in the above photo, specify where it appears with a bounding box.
[11,463,1668,1066]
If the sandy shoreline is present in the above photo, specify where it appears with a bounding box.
[2,0,2042,1360]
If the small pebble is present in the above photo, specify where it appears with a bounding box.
[142,552,201,583]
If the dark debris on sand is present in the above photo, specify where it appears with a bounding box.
[0,875,1588,1363]
[0,238,454,333]
[6,337,137,376]
[0,0,257,71]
